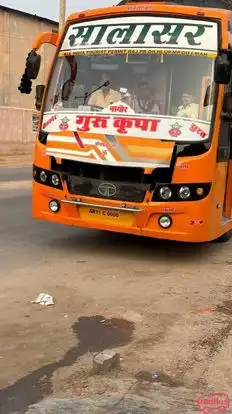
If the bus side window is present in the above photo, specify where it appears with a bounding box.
[228,20,232,43]
[217,82,231,163]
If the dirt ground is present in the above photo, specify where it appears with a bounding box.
[0,176,232,413]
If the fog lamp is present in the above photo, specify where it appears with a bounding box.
[49,200,60,213]
[158,215,172,229]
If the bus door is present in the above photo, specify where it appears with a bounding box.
[201,76,232,220]
[218,84,232,219]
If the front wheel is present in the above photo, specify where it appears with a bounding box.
[215,231,232,243]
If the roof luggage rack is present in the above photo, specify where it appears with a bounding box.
[117,0,232,10]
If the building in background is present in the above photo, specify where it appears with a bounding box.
[0,5,58,155]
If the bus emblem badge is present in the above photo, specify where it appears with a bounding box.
[98,182,117,198]
[169,122,182,138]
[59,116,70,131]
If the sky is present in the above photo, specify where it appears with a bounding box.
[0,0,116,21]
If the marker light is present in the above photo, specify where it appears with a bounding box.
[196,187,204,196]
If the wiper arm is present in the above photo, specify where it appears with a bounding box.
[75,81,110,105]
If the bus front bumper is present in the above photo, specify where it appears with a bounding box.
[32,182,221,243]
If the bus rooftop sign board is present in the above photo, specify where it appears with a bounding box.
[61,16,218,54]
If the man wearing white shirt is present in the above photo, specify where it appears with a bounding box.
[88,73,120,108]
[176,92,199,119]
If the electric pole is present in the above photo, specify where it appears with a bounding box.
[59,0,66,33]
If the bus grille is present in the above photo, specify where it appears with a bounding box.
[66,176,150,202]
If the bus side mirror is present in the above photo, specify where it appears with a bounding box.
[18,50,41,95]
[26,50,41,80]
[214,52,231,84]
[35,85,45,111]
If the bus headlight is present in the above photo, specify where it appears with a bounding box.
[178,186,191,200]
[159,186,172,200]
[152,183,211,202]
[51,174,60,187]
[33,166,63,190]
[40,171,47,183]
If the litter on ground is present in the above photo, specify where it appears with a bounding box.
[31,293,54,306]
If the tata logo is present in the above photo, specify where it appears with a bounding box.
[98,182,117,198]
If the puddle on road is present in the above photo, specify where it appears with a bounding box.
[0,315,134,414]
[74,316,134,355]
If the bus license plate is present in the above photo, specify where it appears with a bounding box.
[88,207,120,219]
[79,207,134,226]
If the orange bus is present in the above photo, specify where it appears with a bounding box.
[19,0,232,243]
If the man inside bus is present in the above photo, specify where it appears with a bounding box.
[176,90,199,119]
[132,81,160,114]
[88,72,121,108]
[102,87,135,114]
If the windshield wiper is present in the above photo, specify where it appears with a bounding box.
[75,80,110,105]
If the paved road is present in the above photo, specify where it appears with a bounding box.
[0,166,31,182]
[0,169,232,414]
[0,181,165,413]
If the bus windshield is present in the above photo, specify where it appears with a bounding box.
[43,14,218,142]
[45,52,215,123]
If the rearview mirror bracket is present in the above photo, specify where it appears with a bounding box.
[35,85,45,111]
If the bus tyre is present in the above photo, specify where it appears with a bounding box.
[215,231,232,243]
